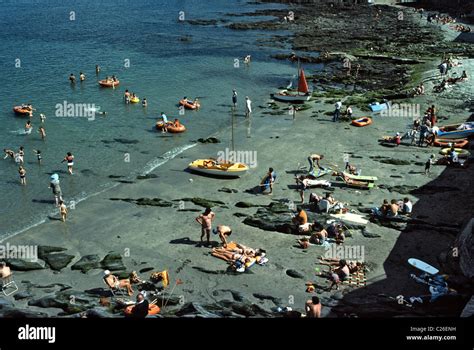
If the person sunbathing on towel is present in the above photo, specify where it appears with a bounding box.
[103,270,134,296]
[317,259,350,290]
[211,249,255,268]
[318,257,365,274]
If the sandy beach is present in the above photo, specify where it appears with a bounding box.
[1,2,473,318]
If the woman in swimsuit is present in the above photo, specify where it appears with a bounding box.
[18,166,26,185]
[61,152,75,175]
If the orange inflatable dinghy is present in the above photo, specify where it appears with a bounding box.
[156,122,186,133]
[13,106,32,116]
[124,303,160,316]
[351,117,372,127]
[179,99,200,110]
[433,138,468,148]
[98,79,120,87]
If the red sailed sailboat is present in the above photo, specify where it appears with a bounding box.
[272,68,312,103]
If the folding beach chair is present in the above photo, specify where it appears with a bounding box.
[1,274,18,297]
[318,199,331,213]
[103,278,127,296]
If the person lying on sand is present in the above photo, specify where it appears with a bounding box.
[318,257,365,274]
[337,172,367,187]
[317,259,350,291]
[103,270,134,296]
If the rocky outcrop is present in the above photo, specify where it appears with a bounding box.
[456,218,474,279]
[4,258,45,271]
[71,255,101,273]
[100,253,126,272]
[42,253,75,271]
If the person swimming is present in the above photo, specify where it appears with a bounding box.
[79,72,86,81]
[3,149,15,160]
[24,121,32,134]
[69,73,76,83]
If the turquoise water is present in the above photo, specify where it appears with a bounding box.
[0,0,316,237]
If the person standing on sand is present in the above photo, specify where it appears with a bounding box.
[213,225,232,248]
[61,152,75,175]
[18,166,26,185]
[232,89,237,109]
[50,174,63,207]
[418,123,428,147]
[305,296,321,318]
[245,96,252,118]
[195,208,215,246]
[59,200,68,222]
[259,167,275,194]
[333,100,342,122]
[308,154,324,174]
[424,155,435,175]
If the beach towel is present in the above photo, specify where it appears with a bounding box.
[342,270,367,287]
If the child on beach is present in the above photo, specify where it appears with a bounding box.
[259,167,275,194]
[61,152,74,175]
[38,126,46,140]
[18,166,26,185]
[33,149,42,164]
[59,201,68,222]
[425,154,435,175]
[195,208,215,246]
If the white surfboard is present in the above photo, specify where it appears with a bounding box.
[330,212,368,225]
[408,258,439,275]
